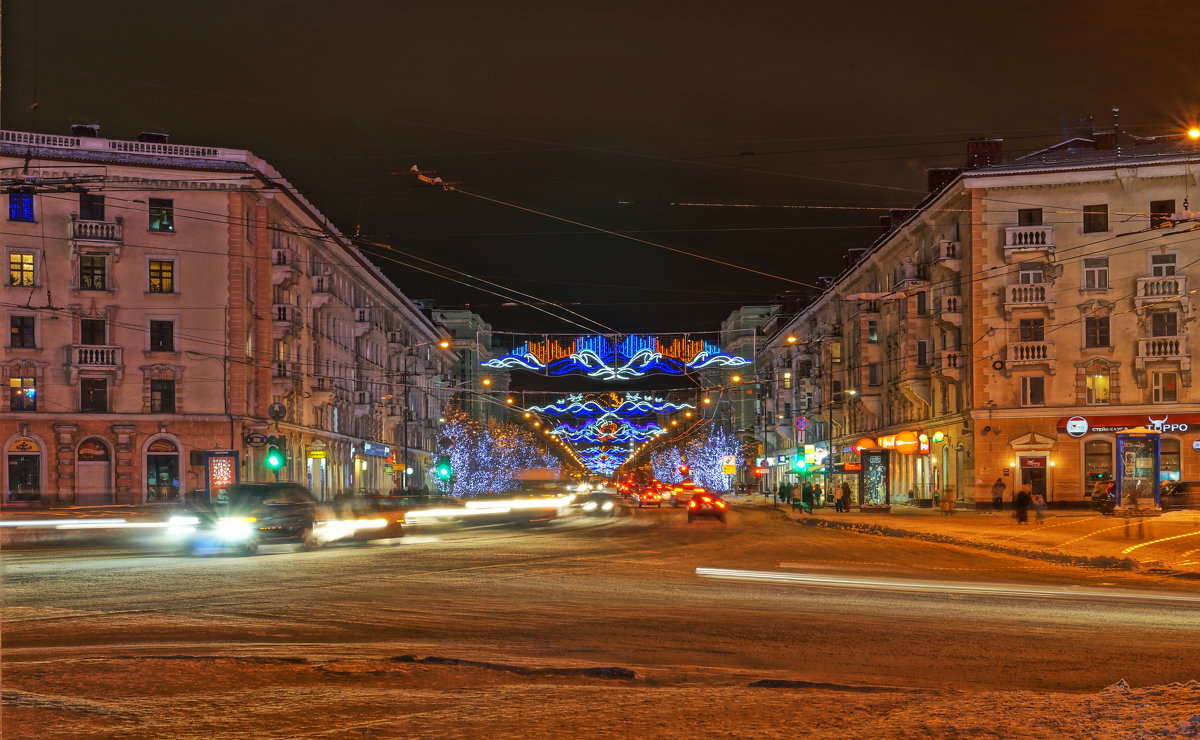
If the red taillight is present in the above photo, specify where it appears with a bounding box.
[715,501,726,509]
[701,496,712,503]
[688,501,696,509]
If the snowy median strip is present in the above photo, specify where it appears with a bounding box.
[695,567,1200,604]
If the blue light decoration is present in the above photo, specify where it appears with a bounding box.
[552,416,666,444]
[528,392,695,417]
[437,410,561,494]
[650,426,739,491]
[8,192,34,223]
[484,335,749,380]
[576,445,633,476]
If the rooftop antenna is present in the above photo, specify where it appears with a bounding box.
[1111,107,1121,148]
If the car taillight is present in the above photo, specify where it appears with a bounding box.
[700,496,712,503]
[688,501,697,508]
[716,501,726,509]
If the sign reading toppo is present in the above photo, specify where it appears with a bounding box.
[1056,414,1200,436]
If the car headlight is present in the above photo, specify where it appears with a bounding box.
[582,502,598,511]
[169,515,200,526]
[602,502,614,511]
[215,516,256,540]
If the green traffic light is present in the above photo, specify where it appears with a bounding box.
[265,446,285,470]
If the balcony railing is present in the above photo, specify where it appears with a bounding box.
[1135,275,1187,308]
[1004,225,1054,250]
[1005,282,1054,307]
[70,218,122,243]
[1138,336,1188,358]
[1007,341,1054,365]
[68,344,122,368]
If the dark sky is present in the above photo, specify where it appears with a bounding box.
[4,0,1198,335]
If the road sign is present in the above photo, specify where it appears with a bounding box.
[268,402,287,420]
[721,455,737,467]
[243,432,268,447]
[794,417,808,431]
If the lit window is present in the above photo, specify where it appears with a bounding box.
[149,199,175,232]
[149,260,174,293]
[9,377,36,410]
[8,192,34,222]
[79,255,107,291]
[9,253,34,286]
[1086,373,1110,405]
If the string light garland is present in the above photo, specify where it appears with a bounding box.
[437,409,562,494]
[484,335,749,380]
[527,392,695,416]
[550,416,667,444]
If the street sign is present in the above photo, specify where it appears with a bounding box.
[721,455,737,467]
[243,432,268,447]
[268,402,287,420]
[794,417,808,431]
[722,465,737,475]
[308,450,327,459]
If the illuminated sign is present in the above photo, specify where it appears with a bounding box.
[362,442,391,458]
[528,392,694,416]
[484,335,750,380]
[1056,414,1200,436]
[1019,456,1046,469]
[206,451,239,503]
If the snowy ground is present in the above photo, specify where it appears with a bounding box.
[4,506,1199,737]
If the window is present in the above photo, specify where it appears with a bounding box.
[80,378,109,412]
[1161,438,1181,480]
[1084,316,1110,348]
[867,320,879,343]
[830,342,842,364]
[79,255,107,290]
[8,191,34,222]
[148,260,174,293]
[868,362,881,386]
[1150,199,1175,228]
[1151,253,1177,277]
[1083,258,1109,290]
[1021,376,1046,406]
[1018,318,1045,342]
[1086,373,1110,405]
[1150,311,1178,337]
[915,291,928,316]
[149,320,175,352]
[1018,266,1045,284]
[80,193,105,221]
[10,315,35,348]
[1083,204,1108,233]
[1084,440,1113,486]
[80,318,107,346]
[916,340,929,367]
[9,377,36,410]
[1017,208,1043,226]
[150,379,176,413]
[149,199,175,232]
[1152,371,1179,403]
[9,252,34,286]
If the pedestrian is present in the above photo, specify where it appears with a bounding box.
[832,485,843,512]
[801,483,815,514]
[813,484,824,508]
[1013,485,1032,524]
[840,481,853,512]
[1031,491,1047,524]
[991,478,1006,511]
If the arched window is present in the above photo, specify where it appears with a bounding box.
[146,438,180,503]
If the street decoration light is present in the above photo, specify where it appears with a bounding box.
[482,335,749,380]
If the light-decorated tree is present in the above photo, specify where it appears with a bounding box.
[437,408,560,494]
[649,424,739,492]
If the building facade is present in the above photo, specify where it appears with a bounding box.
[428,306,510,424]
[1,127,455,505]
[751,131,1200,508]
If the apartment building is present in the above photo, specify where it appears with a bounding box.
[751,130,1200,508]
[1,127,455,505]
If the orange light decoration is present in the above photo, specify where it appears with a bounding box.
[894,431,920,455]
[854,437,878,452]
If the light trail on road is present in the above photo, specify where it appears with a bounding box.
[695,567,1200,604]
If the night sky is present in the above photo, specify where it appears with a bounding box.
[4,0,1198,335]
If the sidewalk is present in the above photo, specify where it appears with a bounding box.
[746,495,1200,575]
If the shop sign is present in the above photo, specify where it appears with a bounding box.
[8,437,39,453]
[362,442,391,458]
[243,432,268,447]
[877,435,896,449]
[918,433,930,455]
[1193,440,1200,452]
[854,437,877,452]
[1019,456,1046,469]
[842,462,863,472]
[308,450,327,459]
[775,455,788,466]
[1057,414,1200,437]
[894,431,920,455]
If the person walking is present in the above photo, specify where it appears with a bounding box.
[833,485,844,512]
[840,481,853,512]
[1014,485,1032,525]
[991,478,1006,511]
[801,483,815,514]
[1031,491,1047,524]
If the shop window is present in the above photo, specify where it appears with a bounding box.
[1161,438,1181,482]
[1083,204,1108,233]
[1086,373,1110,405]
[1152,371,1178,403]
[9,252,35,286]
[9,376,37,410]
[1084,439,1113,490]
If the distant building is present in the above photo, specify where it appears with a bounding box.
[753,129,1200,508]
[427,306,510,423]
[1,127,455,504]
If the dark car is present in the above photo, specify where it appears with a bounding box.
[1161,481,1200,511]
[579,491,618,517]
[687,492,728,523]
[638,489,663,508]
[168,482,320,555]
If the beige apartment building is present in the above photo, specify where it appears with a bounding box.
[751,131,1200,508]
[1,127,455,505]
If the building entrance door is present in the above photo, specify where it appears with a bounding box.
[76,438,112,505]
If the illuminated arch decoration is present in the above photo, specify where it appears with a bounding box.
[576,445,633,475]
[484,335,749,380]
[551,416,666,444]
[528,392,695,417]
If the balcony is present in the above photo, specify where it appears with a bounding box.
[354,308,372,337]
[272,304,300,339]
[934,294,963,327]
[933,240,961,271]
[1004,282,1055,314]
[1134,275,1187,309]
[353,390,374,417]
[271,249,297,286]
[70,217,123,246]
[66,345,123,382]
[1138,336,1188,359]
[933,349,963,381]
[1004,225,1054,253]
[1007,341,1055,369]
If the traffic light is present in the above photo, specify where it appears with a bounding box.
[265,437,287,470]
[435,455,452,480]
[790,455,807,473]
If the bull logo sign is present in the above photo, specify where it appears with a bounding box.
[1147,416,1190,433]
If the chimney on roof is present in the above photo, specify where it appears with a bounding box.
[878,214,892,236]
[844,248,867,270]
[1093,130,1116,150]
[927,167,962,194]
[70,124,101,138]
[137,131,170,144]
[966,138,1003,168]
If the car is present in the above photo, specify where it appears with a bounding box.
[687,493,728,523]
[638,490,663,508]
[579,491,618,517]
[168,482,321,555]
[1160,481,1200,511]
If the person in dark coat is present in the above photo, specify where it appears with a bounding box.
[801,482,815,514]
[839,481,852,512]
[1013,485,1032,524]
[991,478,1006,511]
